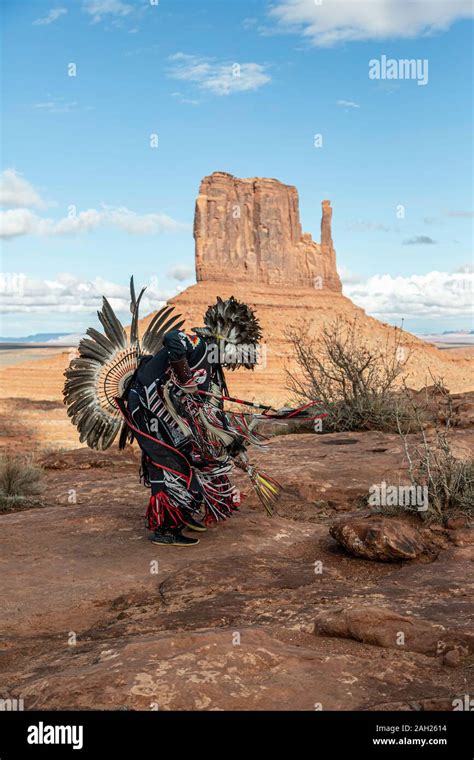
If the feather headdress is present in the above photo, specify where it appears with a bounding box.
[193,296,262,369]
[63,277,184,450]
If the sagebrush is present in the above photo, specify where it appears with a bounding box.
[286,317,415,432]
[395,400,473,524]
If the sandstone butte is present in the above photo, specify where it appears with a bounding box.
[0,171,473,451]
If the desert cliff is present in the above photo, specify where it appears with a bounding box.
[194,171,341,291]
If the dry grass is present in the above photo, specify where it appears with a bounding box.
[0,454,44,511]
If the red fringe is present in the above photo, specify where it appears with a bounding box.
[145,493,183,531]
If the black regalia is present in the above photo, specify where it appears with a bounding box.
[63,279,283,545]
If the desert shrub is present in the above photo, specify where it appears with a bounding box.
[0,454,44,510]
[395,403,474,524]
[357,384,473,524]
[286,317,415,432]
[421,445,473,522]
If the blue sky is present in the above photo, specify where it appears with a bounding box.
[1,0,473,336]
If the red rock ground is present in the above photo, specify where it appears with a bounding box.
[1,431,472,711]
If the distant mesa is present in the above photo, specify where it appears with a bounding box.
[0,333,70,344]
[0,333,79,346]
[194,171,342,292]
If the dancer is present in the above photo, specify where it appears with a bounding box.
[63,278,287,547]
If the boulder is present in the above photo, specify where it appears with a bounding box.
[329,515,444,561]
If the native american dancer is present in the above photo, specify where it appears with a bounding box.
[63,278,323,547]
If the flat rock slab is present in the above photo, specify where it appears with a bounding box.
[11,627,465,712]
[314,605,473,656]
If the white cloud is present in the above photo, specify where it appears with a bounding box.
[103,205,187,234]
[44,333,82,345]
[345,220,391,233]
[342,269,474,320]
[168,53,271,96]
[33,100,78,114]
[171,91,200,106]
[0,170,47,209]
[0,170,188,239]
[0,205,188,239]
[269,0,474,47]
[33,7,67,26]
[0,208,102,239]
[446,210,474,218]
[168,264,194,282]
[402,235,436,245]
[337,99,360,109]
[82,0,134,23]
[0,273,175,315]
[243,17,258,30]
[338,264,364,284]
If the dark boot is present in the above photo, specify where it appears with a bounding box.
[182,513,207,532]
[151,528,199,547]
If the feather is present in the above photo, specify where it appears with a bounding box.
[141,304,184,355]
[66,359,101,374]
[144,315,185,349]
[144,320,185,357]
[66,394,96,418]
[64,373,98,388]
[130,275,136,312]
[98,297,126,349]
[64,278,160,450]
[63,387,96,404]
[84,415,106,447]
[248,467,281,516]
[129,276,146,346]
[141,306,175,349]
[77,338,111,363]
[86,327,116,357]
[118,420,131,450]
[142,305,174,334]
[63,379,98,395]
[71,404,99,427]
[65,387,97,403]
[62,373,97,389]
[101,419,121,449]
[203,296,262,368]
[76,409,98,438]
[64,366,97,377]
[93,416,116,449]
